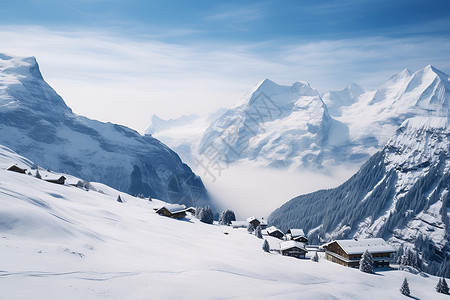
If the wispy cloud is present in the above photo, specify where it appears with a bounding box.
[1,25,449,132]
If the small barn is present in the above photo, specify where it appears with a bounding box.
[323,238,395,268]
[266,226,284,239]
[44,176,66,185]
[286,229,308,243]
[156,204,187,219]
[279,241,308,259]
[7,165,27,174]
[246,216,261,229]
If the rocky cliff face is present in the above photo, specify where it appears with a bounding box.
[0,54,209,207]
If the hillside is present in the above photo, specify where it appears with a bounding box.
[0,54,208,207]
[268,117,450,276]
[0,145,447,299]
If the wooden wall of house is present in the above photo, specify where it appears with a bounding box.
[325,242,349,259]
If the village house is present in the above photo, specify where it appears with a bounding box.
[155,204,187,219]
[44,175,66,185]
[246,216,261,229]
[7,165,27,174]
[323,238,395,268]
[266,226,284,239]
[279,240,308,259]
[286,229,308,244]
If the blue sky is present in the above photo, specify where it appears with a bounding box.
[1,0,450,130]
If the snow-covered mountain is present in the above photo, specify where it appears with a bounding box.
[0,145,446,299]
[336,65,449,156]
[143,109,226,166]
[199,79,351,169]
[195,66,449,171]
[268,116,449,276]
[321,83,365,117]
[0,54,209,207]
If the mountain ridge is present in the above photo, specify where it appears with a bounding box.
[0,53,209,207]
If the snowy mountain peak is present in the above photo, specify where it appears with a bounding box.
[0,53,69,113]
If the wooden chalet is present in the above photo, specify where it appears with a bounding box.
[279,241,308,259]
[185,207,196,214]
[246,216,261,229]
[155,204,187,219]
[7,165,27,174]
[44,176,66,185]
[286,229,308,243]
[323,238,395,268]
[266,226,284,239]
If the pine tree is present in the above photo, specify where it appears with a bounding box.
[199,206,214,224]
[262,239,270,252]
[247,222,255,234]
[35,170,42,179]
[117,195,123,203]
[359,249,373,273]
[436,277,450,294]
[219,210,236,226]
[255,224,263,239]
[400,278,410,296]
[311,251,319,262]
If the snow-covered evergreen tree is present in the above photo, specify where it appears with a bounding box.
[35,170,41,179]
[255,224,263,239]
[199,206,214,224]
[436,278,450,294]
[400,278,410,296]
[311,252,319,262]
[117,195,123,203]
[247,222,255,234]
[219,210,236,225]
[359,250,373,273]
[262,239,270,252]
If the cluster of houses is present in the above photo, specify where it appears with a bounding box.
[234,217,395,268]
[156,210,396,269]
[7,164,67,184]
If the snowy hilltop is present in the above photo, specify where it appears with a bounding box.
[0,145,447,299]
[0,54,209,207]
[149,66,449,172]
[268,116,450,276]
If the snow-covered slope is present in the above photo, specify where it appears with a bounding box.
[199,79,351,169]
[0,54,209,207]
[0,146,447,299]
[321,83,365,117]
[269,116,449,276]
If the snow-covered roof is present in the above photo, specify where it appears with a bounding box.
[266,226,283,234]
[246,216,259,223]
[279,240,307,251]
[332,238,395,255]
[286,229,305,237]
[231,221,248,227]
[158,204,186,214]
